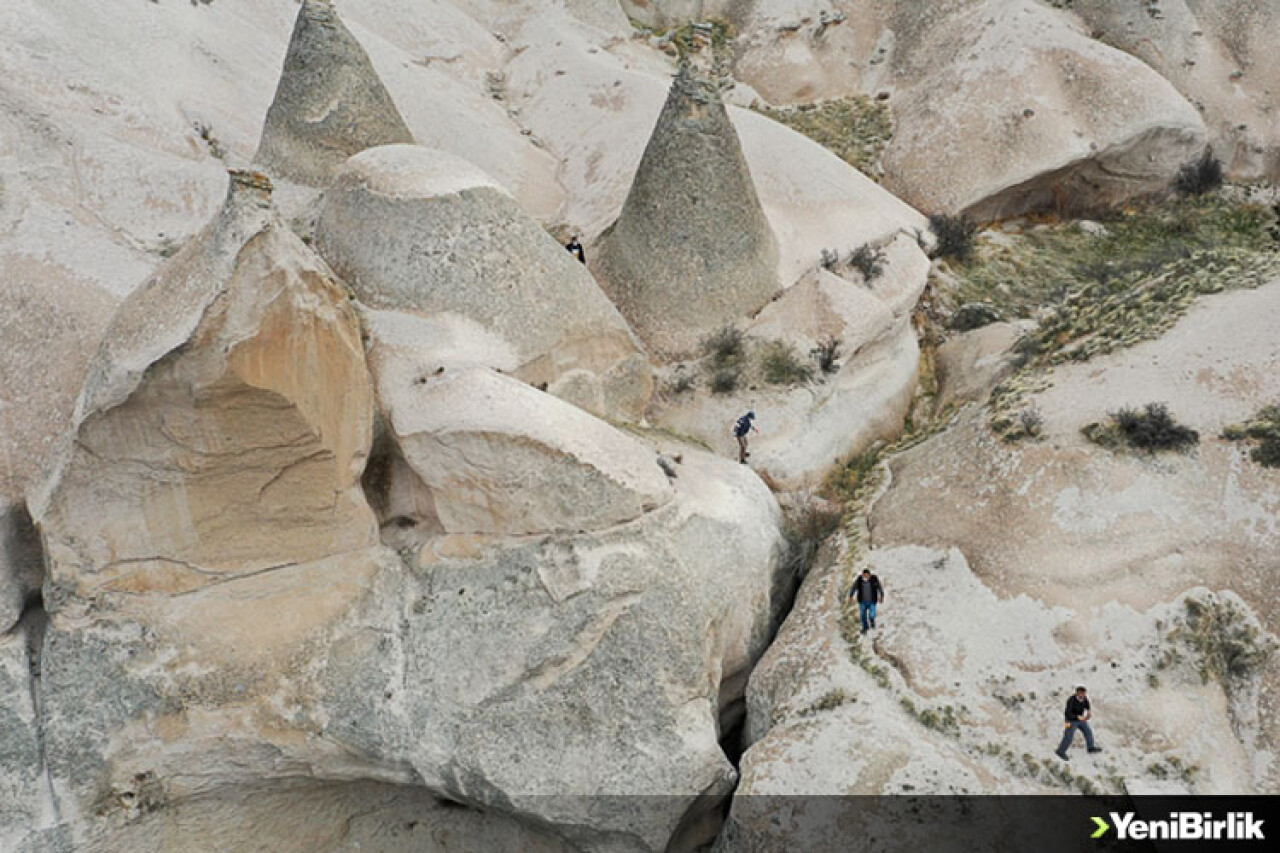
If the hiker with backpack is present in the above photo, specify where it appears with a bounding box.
[733,411,757,463]
[565,235,586,264]
[1055,686,1103,760]
[847,568,884,634]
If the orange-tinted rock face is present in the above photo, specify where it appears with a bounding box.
[31,172,376,599]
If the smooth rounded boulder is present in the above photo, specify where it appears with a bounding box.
[315,144,652,418]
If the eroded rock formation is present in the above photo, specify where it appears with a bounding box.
[30,170,378,596]
[368,365,673,538]
[316,144,652,419]
[655,233,931,488]
[1069,0,1280,182]
[254,0,414,187]
[595,63,779,359]
[11,164,788,852]
[732,0,1209,219]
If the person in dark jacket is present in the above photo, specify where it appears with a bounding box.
[1055,686,1102,760]
[733,411,757,464]
[847,568,884,633]
[565,235,586,264]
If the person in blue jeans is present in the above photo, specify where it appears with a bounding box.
[1055,686,1103,760]
[733,411,758,464]
[848,569,884,634]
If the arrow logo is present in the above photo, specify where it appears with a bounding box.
[1091,816,1111,839]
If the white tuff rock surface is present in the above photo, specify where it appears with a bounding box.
[371,366,673,537]
[656,233,931,488]
[732,0,1209,218]
[29,171,378,594]
[11,165,790,852]
[316,144,652,418]
[1068,0,1280,182]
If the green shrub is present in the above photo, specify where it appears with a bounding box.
[709,367,739,394]
[1175,151,1224,197]
[762,340,813,385]
[701,324,745,366]
[811,336,842,373]
[824,448,882,505]
[844,631,892,689]
[801,688,852,716]
[1083,403,1198,453]
[1222,404,1280,468]
[1253,440,1280,468]
[668,370,696,394]
[929,213,977,262]
[1149,756,1199,783]
[849,244,886,281]
[820,247,840,271]
[1167,595,1274,684]
[1008,407,1044,441]
[949,301,1001,331]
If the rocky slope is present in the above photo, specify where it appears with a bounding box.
[729,263,1280,846]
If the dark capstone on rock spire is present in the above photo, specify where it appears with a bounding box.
[595,62,779,359]
[253,0,414,187]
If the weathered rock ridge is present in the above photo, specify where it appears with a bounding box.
[730,0,1209,218]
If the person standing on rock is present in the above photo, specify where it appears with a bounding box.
[848,568,884,634]
[565,235,586,264]
[1055,686,1102,760]
[733,411,757,464]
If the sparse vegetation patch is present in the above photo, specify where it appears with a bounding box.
[800,688,852,717]
[948,301,1002,331]
[849,243,886,281]
[979,743,1103,794]
[1082,403,1199,453]
[811,336,842,374]
[1148,755,1199,784]
[751,96,894,180]
[1175,151,1224,197]
[929,214,977,262]
[973,193,1280,439]
[1155,594,1275,687]
[823,448,883,508]
[701,324,745,367]
[843,627,892,690]
[761,340,814,385]
[709,367,739,394]
[667,369,696,394]
[1222,404,1280,468]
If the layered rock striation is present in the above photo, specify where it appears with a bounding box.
[10,165,788,852]
[30,170,378,596]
